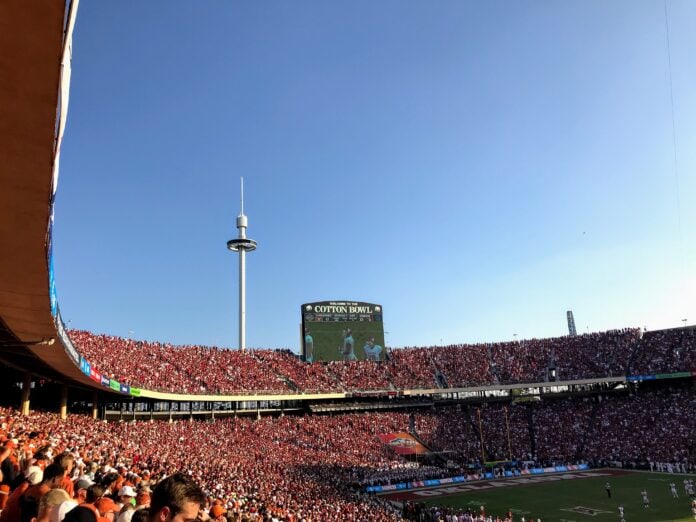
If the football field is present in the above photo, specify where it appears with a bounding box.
[381,469,696,521]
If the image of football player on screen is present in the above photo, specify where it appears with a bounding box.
[339,329,357,361]
[304,329,314,363]
[363,338,383,361]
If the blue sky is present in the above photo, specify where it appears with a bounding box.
[55,1,696,351]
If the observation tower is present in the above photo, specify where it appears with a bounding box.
[226,178,257,351]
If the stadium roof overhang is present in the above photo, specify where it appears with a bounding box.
[0,1,115,393]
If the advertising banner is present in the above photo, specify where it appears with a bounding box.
[656,372,691,380]
[101,375,110,387]
[377,432,429,455]
[79,357,91,376]
[109,379,120,391]
[120,383,130,394]
[49,255,57,317]
[130,387,141,397]
[365,464,593,493]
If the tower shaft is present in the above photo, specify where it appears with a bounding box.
[226,177,257,352]
[239,248,246,351]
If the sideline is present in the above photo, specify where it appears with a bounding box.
[379,469,628,502]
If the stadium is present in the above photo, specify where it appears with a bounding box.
[1,2,695,522]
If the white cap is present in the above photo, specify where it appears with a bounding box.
[24,465,43,485]
[53,500,78,522]
[118,485,137,497]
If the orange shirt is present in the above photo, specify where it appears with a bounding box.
[0,481,30,522]
[60,475,74,497]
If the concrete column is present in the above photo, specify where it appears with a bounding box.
[59,385,68,420]
[20,373,31,415]
[92,392,98,420]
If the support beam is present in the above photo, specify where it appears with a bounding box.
[91,391,98,420]
[20,373,31,416]
[59,385,68,420]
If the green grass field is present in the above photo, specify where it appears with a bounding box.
[306,321,385,362]
[413,471,695,521]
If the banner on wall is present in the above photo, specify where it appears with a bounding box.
[377,432,429,455]
[79,357,91,376]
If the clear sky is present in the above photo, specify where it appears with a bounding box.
[55,0,696,351]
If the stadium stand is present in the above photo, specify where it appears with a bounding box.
[0,385,693,521]
[630,327,696,375]
[66,327,690,395]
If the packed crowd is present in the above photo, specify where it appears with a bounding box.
[489,329,640,383]
[583,389,696,465]
[0,407,408,521]
[0,385,694,521]
[69,326,694,396]
[630,328,696,375]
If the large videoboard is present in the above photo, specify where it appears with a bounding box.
[301,301,385,362]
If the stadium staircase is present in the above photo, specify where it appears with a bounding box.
[624,335,644,377]
[280,376,300,392]
[434,369,448,388]
[487,344,500,384]
[527,405,536,458]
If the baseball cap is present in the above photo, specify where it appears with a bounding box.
[118,485,136,498]
[75,478,94,490]
[24,465,43,485]
[54,500,79,522]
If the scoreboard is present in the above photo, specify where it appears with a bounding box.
[301,301,385,362]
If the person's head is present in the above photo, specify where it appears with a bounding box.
[25,465,44,485]
[43,463,66,488]
[119,485,137,505]
[136,491,151,507]
[55,500,80,522]
[102,472,120,492]
[148,473,205,522]
[209,505,226,520]
[56,452,76,474]
[63,506,98,522]
[35,487,70,521]
[131,509,149,522]
[75,478,93,502]
[86,484,105,504]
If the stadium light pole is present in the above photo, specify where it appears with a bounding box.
[227,178,257,351]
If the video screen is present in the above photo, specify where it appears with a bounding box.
[301,301,385,362]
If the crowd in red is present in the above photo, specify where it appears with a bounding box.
[412,389,696,471]
[0,386,694,521]
[69,327,694,396]
[630,328,696,375]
